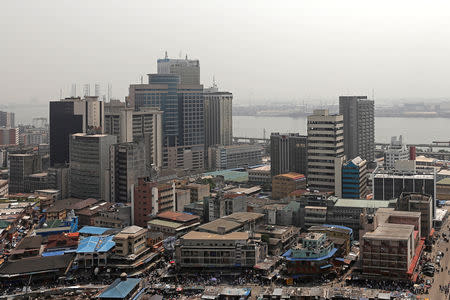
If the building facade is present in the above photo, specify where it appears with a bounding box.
[8,154,42,193]
[307,110,344,195]
[384,136,410,169]
[49,97,104,167]
[204,85,233,163]
[110,142,148,203]
[0,111,15,128]
[208,144,263,170]
[69,133,116,201]
[157,56,200,85]
[0,128,18,146]
[342,156,368,199]
[339,96,374,162]
[272,173,307,200]
[270,133,308,177]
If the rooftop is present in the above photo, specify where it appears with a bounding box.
[334,198,391,208]
[16,236,43,250]
[78,226,113,235]
[181,231,249,241]
[0,254,74,276]
[197,218,241,234]
[76,235,115,253]
[148,219,184,229]
[249,165,270,171]
[437,178,450,186]
[224,212,265,223]
[98,277,141,299]
[363,223,414,240]
[156,211,199,223]
[275,172,305,180]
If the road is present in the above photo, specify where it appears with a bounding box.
[424,213,450,300]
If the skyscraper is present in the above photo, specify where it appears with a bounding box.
[339,96,375,162]
[157,55,200,85]
[49,97,104,167]
[69,133,116,201]
[127,72,205,171]
[270,133,308,177]
[9,154,42,193]
[204,84,233,150]
[104,100,163,168]
[307,109,345,196]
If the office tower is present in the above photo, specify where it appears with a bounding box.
[208,144,263,170]
[157,54,200,85]
[270,133,308,177]
[105,100,163,168]
[0,128,19,146]
[110,142,148,203]
[49,97,104,167]
[339,96,374,161]
[307,109,345,196]
[0,111,15,128]
[384,135,409,169]
[69,133,116,201]
[128,73,205,171]
[8,154,42,193]
[342,156,368,199]
[70,84,77,97]
[204,84,233,150]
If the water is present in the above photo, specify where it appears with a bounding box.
[233,115,450,144]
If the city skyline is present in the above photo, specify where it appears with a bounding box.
[3,1,450,107]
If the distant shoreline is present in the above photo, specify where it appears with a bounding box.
[233,113,450,119]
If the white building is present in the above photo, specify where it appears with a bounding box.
[384,136,409,169]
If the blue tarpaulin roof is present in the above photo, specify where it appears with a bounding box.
[78,226,112,235]
[282,248,338,261]
[42,250,65,257]
[98,278,141,299]
[76,235,115,253]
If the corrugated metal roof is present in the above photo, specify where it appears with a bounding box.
[78,226,112,235]
[98,278,141,299]
[76,235,115,253]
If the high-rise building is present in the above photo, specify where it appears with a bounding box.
[47,166,69,199]
[204,84,233,151]
[105,100,163,168]
[0,128,18,146]
[69,133,116,201]
[270,133,308,177]
[0,111,15,128]
[384,135,409,169]
[157,55,200,85]
[128,72,205,171]
[110,142,148,203]
[49,97,104,167]
[342,156,368,199]
[307,109,345,196]
[339,96,374,162]
[8,154,42,193]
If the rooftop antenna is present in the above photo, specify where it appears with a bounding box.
[140,75,143,84]
[165,51,168,59]
[185,54,188,60]
[213,75,217,88]
[179,50,182,58]
[372,88,375,101]
[60,88,62,100]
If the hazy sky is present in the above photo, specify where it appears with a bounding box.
[2,0,450,109]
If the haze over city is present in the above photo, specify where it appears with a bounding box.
[3,0,450,109]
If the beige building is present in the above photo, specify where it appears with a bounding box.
[307,109,344,196]
[175,231,267,269]
[271,172,306,200]
[113,225,148,257]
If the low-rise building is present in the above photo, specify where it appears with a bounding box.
[255,225,299,256]
[113,225,147,258]
[272,173,306,200]
[308,225,353,256]
[197,212,265,235]
[360,208,424,281]
[396,192,433,238]
[175,231,267,269]
[437,178,450,200]
[208,144,263,170]
[147,211,200,237]
[248,165,271,185]
[282,232,337,278]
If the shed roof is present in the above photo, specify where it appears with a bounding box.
[98,278,141,299]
